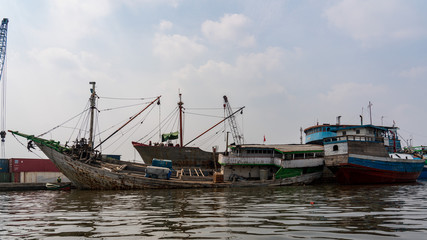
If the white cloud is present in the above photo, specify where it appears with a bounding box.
[29,48,79,70]
[46,0,113,44]
[319,82,386,104]
[202,14,255,48]
[152,33,206,63]
[122,0,181,8]
[158,20,173,31]
[169,47,292,100]
[324,0,426,46]
[399,66,427,79]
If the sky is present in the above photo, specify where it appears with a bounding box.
[1,0,427,162]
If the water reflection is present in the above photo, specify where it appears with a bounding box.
[1,182,427,239]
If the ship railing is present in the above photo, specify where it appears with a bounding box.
[324,135,384,143]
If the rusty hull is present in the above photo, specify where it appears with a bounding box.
[36,143,322,190]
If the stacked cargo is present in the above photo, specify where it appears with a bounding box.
[146,159,173,180]
[0,158,70,183]
[0,159,10,182]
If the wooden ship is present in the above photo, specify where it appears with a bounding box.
[10,82,324,190]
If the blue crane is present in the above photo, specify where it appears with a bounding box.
[0,18,9,157]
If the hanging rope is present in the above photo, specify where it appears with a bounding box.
[104,102,158,152]
[136,106,178,142]
[99,101,154,112]
[11,133,44,159]
[185,111,223,119]
[37,106,90,138]
[98,96,158,101]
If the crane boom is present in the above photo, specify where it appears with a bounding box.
[0,18,8,83]
[0,18,8,157]
[223,95,244,145]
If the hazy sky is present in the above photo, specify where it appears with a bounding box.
[1,0,427,161]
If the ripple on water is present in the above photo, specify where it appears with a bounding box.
[1,183,427,239]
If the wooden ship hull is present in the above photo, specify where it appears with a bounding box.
[31,141,319,190]
[132,142,217,169]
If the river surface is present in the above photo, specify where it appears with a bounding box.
[1,181,427,240]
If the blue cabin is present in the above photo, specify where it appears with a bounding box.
[304,124,402,152]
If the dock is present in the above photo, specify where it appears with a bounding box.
[0,182,74,191]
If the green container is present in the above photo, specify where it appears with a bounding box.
[0,172,11,182]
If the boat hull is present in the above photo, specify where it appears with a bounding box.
[37,143,321,190]
[418,165,427,179]
[46,183,72,191]
[328,155,424,184]
[132,142,217,169]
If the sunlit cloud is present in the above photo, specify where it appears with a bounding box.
[202,14,255,48]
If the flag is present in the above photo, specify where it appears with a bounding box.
[263,135,266,143]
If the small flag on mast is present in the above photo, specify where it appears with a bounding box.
[263,135,266,143]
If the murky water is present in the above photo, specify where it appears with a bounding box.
[1,182,427,239]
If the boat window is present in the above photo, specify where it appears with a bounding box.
[356,130,360,134]
[333,145,339,151]
[342,131,346,136]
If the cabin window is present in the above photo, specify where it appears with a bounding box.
[356,130,360,134]
[333,145,339,151]
[342,131,346,136]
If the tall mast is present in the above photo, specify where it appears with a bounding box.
[178,92,184,147]
[88,82,96,150]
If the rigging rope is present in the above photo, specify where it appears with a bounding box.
[99,101,154,112]
[136,106,178,142]
[185,111,224,119]
[98,96,158,101]
[11,133,44,159]
[37,106,90,138]
[102,101,159,151]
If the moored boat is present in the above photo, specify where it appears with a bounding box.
[132,95,243,169]
[132,142,216,169]
[9,82,321,190]
[323,125,424,184]
[219,144,324,185]
[45,182,72,191]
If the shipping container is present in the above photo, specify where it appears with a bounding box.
[145,166,171,179]
[19,172,70,183]
[10,158,60,173]
[11,172,20,183]
[0,172,10,182]
[0,158,9,173]
[152,158,173,169]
